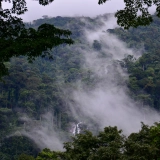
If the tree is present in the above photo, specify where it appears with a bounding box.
[99,0,160,29]
[35,123,160,159]
[1,0,160,79]
[123,122,160,160]
[0,0,74,78]
[18,153,35,160]
[0,136,40,160]
[36,148,60,160]
[34,127,124,160]
[92,40,102,51]
[57,126,124,160]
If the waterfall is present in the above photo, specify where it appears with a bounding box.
[72,122,83,136]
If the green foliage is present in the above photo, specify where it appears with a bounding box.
[123,52,160,109]
[1,0,160,79]
[36,148,59,160]
[1,0,160,78]
[1,13,160,159]
[18,153,35,160]
[36,123,160,159]
[92,40,102,51]
[0,0,73,79]
[0,136,40,160]
[61,126,124,160]
[99,0,160,29]
[34,126,124,160]
[111,16,160,110]
[123,123,160,160]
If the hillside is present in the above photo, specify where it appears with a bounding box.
[0,14,160,159]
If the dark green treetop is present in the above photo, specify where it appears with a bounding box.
[0,0,73,78]
[99,0,160,29]
[35,123,160,160]
[1,0,160,79]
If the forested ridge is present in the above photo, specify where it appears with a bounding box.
[1,14,160,159]
[110,15,160,110]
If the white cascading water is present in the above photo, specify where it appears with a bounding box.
[72,122,83,135]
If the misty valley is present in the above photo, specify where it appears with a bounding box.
[1,14,160,159]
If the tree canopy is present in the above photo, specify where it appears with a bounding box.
[99,0,160,29]
[0,0,160,78]
[0,0,73,78]
[35,123,160,160]
[1,12,160,160]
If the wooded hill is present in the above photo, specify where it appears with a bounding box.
[0,14,160,159]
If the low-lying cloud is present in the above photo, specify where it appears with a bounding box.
[17,16,160,151]
[65,16,160,134]
[20,113,65,151]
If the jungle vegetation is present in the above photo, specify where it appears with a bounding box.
[1,12,160,160]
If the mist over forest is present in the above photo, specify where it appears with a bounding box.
[1,13,160,159]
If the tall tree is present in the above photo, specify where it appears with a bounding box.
[0,0,73,78]
[99,0,160,29]
[1,0,160,79]
[35,124,160,160]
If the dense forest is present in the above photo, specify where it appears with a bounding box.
[26,123,160,160]
[0,14,160,159]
